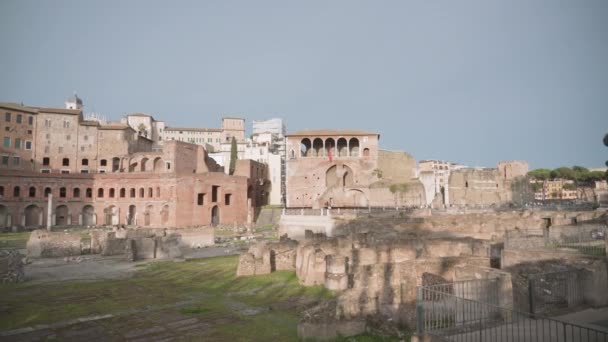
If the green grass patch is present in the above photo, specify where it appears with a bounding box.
[0,231,31,250]
[0,255,333,337]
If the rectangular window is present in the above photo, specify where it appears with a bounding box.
[28,116,33,125]
[45,119,51,127]
[225,194,231,205]
[66,134,70,140]
[197,193,205,205]
[61,170,70,174]
[99,170,106,173]
[212,185,219,202]
[1,156,8,165]
[25,141,32,150]
[2,137,9,148]
[16,114,22,123]
[41,169,50,173]
[58,146,63,153]
[27,130,32,134]
[44,146,50,153]
[14,138,21,149]
[80,170,89,174]
[43,157,50,165]
[5,112,10,122]
[12,157,19,166]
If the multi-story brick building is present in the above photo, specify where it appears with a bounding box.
[0,98,259,230]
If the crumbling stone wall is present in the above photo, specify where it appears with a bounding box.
[0,250,24,283]
[26,230,83,258]
[236,238,298,277]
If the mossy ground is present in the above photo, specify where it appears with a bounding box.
[0,231,30,250]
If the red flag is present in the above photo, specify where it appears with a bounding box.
[328,143,333,162]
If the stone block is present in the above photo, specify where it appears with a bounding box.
[133,237,157,260]
[26,229,82,258]
[101,236,127,256]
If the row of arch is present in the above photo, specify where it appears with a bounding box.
[0,203,221,228]
[0,186,163,200]
[103,156,166,173]
[297,138,369,158]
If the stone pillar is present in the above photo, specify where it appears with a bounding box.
[7,215,12,228]
[21,214,25,227]
[78,214,83,225]
[93,213,97,225]
[46,194,53,231]
[51,214,56,226]
[67,214,72,225]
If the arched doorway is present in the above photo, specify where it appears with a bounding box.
[55,205,69,225]
[144,205,153,226]
[0,205,8,229]
[160,205,169,225]
[82,205,95,226]
[140,158,149,172]
[105,205,118,225]
[24,205,41,227]
[326,164,354,188]
[211,205,220,226]
[128,205,136,225]
[153,157,164,172]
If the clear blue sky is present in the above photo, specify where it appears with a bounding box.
[1,0,606,169]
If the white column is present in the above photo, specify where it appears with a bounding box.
[93,213,97,225]
[46,194,53,231]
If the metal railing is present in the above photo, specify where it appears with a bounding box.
[505,227,606,257]
[528,270,584,316]
[417,285,608,342]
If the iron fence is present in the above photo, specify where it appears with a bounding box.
[505,227,606,257]
[417,285,608,342]
[528,270,584,316]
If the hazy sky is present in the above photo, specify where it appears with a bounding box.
[1,0,606,169]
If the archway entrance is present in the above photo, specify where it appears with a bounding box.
[211,205,220,226]
[105,205,118,225]
[128,205,136,225]
[55,205,69,225]
[0,205,8,229]
[24,205,41,227]
[144,205,153,226]
[82,205,95,226]
[161,205,169,225]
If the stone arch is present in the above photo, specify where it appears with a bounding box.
[337,138,348,157]
[55,205,69,225]
[24,204,42,227]
[211,205,220,226]
[128,205,136,225]
[139,188,145,198]
[112,157,120,172]
[349,138,359,157]
[73,187,81,198]
[160,205,169,225]
[120,188,126,198]
[13,186,20,198]
[363,148,370,157]
[144,204,153,226]
[140,157,149,172]
[82,205,95,226]
[109,188,115,198]
[130,188,136,198]
[325,138,336,158]
[105,205,118,225]
[347,189,368,207]
[153,157,164,172]
[300,138,311,157]
[0,205,9,229]
[29,186,36,198]
[128,159,137,172]
[97,188,104,198]
[326,164,354,188]
[44,187,52,197]
[312,138,324,157]
[86,188,93,198]
[148,187,153,198]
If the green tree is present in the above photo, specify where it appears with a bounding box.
[228,137,237,175]
[528,168,551,180]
